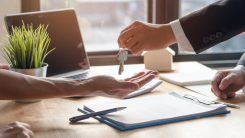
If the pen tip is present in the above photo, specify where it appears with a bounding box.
[117,107,127,111]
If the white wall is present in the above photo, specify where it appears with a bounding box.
[0,0,21,64]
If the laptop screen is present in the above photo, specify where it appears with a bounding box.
[4,9,89,77]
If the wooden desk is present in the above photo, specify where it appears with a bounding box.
[1,62,245,138]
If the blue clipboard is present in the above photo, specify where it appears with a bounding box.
[78,108,230,131]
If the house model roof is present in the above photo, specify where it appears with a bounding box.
[141,47,175,56]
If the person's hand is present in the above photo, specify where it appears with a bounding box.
[0,121,34,138]
[118,21,177,55]
[0,64,8,70]
[88,71,158,98]
[211,69,245,99]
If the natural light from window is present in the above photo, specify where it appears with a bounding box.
[41,0,147,52]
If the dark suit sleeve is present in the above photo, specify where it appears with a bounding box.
[179,0,245,54]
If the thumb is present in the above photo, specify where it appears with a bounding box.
[219,74,236,90]
[116,81,139,91]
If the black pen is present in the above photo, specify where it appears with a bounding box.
[69,107,127,123]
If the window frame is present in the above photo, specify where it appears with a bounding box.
[21,0,242,67]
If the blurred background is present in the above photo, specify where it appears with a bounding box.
[40,0,245,54]
[0,0,244,67]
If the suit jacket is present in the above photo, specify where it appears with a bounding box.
[179,0,245,65]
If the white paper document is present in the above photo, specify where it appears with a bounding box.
[84,92,228,127]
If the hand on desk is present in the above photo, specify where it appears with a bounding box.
[117,21,177,55]
[87,71,158,98]
[0,65,156,100]
[0,121,34,138]
[211,69,245,99]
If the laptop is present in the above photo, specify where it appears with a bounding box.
[4,9,162,98]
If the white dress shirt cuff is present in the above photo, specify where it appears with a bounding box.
[170,19,195,53]
[234,65,245,93]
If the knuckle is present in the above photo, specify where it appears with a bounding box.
[223,77,230,82]
[210,80,216,86]
[216,71,224,76]
[15,126,25,132]
[217,71,222,74]
[134,20,140,24]
[9,121,19,126]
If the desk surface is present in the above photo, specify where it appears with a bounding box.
[1,62,245,138]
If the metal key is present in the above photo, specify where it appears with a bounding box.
[117,49,128,75]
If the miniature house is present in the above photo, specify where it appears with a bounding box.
[142,47,175,71]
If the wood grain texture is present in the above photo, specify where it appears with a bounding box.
[1,62,244,138]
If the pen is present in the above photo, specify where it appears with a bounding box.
[212,101,240,109]
[69,107,127,123]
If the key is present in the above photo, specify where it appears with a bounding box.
[117,49,128,75]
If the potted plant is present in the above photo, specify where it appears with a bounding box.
[0,21,55,103]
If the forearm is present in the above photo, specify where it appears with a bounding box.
[0,69,94,100]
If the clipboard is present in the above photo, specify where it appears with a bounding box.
[77,92,230,131]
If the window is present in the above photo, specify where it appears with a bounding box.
[41,0,147,52]
[0,0,21,64]
[22,0,243,67]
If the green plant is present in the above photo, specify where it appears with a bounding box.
[0,21,55,69]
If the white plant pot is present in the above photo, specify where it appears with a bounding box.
[8,63,48,103]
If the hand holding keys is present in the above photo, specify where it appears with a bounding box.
[117,49,128,75]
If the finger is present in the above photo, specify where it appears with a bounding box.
[135,50,144,56]
[28,129,34,138]
[0,64,9,70]
[128,71,153,82]
[19,122,31,130]
[211,87,219,98]
[17,131,32,138]
[118,26,135,48]
[115,81,139,91]
[135,74,156,87]
[125,36,139,50]
[124,72,145,81]
[120,21,141,34]
[219,74,236,90]
[226,92,236,98]
[218,74,236,99]
[129,71,157,82]
[130,42,144,55]
[120,23,134,34]
[118,27,136,49]
[211,73,225,99]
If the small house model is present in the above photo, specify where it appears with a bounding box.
[142,47,175,71]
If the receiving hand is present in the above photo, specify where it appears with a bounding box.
[117,21,177,55]
[0,64,8,70]
[211,69,245,99]
[88,71,158,98]
[0,121,34,138]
